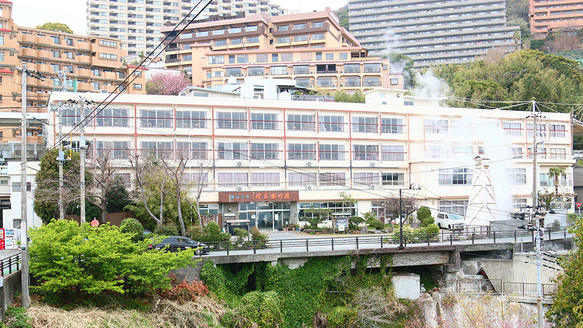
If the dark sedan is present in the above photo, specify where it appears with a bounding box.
[148,236,210,255]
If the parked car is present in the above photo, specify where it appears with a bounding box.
[435,213,465,230]
[148,236,210,255]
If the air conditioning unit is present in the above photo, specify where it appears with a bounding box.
[306,161,312,167]
[340,71,343,73]
[237,186,244,191]
[236,161,243,167]
[332,85,336,87]
[340,84,343,87]
[306,185,314,191]
[310,71,314,74]
[369,162,376,167]
[370,185,376,190]
[100,89,108,93]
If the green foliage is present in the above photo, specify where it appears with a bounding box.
[203,221,221,235]
[547,219,583,326]
[304,207,333,227]
[327,306,357,327]
[250,227,268,242]
[106,178,133,213]
[334,5,349,30]
[190,222,231,242]
[417,207,434,227]
[29,219,198,301]
[233,228,248,242]
[368,220,385,230]
[223,291,284,328]
[349,216,365,225]
[154,221,179,236]
[530,39,545,51]
[3,306,33,328]
[334,90,365,103]
[363,211,377,224]
[35,22,74,33]
[120,218,143,242]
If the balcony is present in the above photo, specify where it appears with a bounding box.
[36,64,50,74]
[37,49,51,59]
[76,41,90,51]
[20,33,36,43]
[21,48,38,57]
[103,71,117,80]
[76,82,91,91]
[36,35,51,46]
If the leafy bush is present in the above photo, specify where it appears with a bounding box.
[154,221,179,236]
[233,228,249,242]
[363,211,377,224]
[158,273,209,303]
[120,218,143,242]
[249,227,268,247]
[424,223,439,235]
[349,217,365,225]
[368,220,385,230]
[203,221,221,235]
[417,207,436,227]
[29,220,198,301]
[222,291,284,328]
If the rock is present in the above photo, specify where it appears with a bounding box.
[360,227,369,234]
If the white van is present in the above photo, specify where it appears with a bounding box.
[436,213,465,230]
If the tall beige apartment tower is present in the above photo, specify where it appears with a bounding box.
[86,0,291,57]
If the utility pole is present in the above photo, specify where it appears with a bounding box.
[16,64,45,309]
[79,100,86,224]
[57,71,67,220]
[529,100,543,328]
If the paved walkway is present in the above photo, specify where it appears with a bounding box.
[0,250,20,260]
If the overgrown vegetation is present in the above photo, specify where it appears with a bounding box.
[201,255,421,327]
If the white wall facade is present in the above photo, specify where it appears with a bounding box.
[46,90,575,229]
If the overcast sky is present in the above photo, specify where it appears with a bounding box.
[12,0,347,36]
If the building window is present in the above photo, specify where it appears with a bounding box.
[295,35,308,42]
[294,23,307,30]
[100,53,118,60]
[217,112,246,129]
[237,54,248,63]
[363,76,381,86]
[288,143,316,160]
[344,64,360,73]
[319,115,344,132]
[289,172,316,186]
[51,36,60,44]
[231,38,243,45]
[251,113,277,130]
[382,172,404,186]
[353,145,378,161]
[390,77,399,85]
[363,63,381,73]
[0,36,3,45]
[96,108,128,127]
[381,145,405,161]
[439,168,473,185]
[510,147,523,159]
[527,123,546,139]
[550,124,566,138]
[312,21,324,28]
[218,142,247,160]
[316,52,322,60]
[251,173,280,187]
[527,146,547,159]
[217,173,248,187]
[503,122,522,136]
[248,67,264,76]
[381,118,403,134]
[550,148,567,159]
[319,172,345,186]
[277,36,289,43]
[51,50,60,58]
[272,53,279,62]
[270,66,286,75]
[325,53,334,60]
[177,142,207,160]
[251,143,279,160]
[425,119,448,134]
[140,109,172,128]
[294,65,309,75]
[507,168,526,185]
[312,33,325,40]
[540,173,571,187]
[133,83,143,89]
[352,117,378,133]
[140,141,173,159]
[339,53,348,60]
[278,25,289,31]
[439,200,468,216]
[0,51,4,62]
[319,144,345,161]
[287,114,315,131]
[208,55,224,64]
[96,141,130,159]
[12,182,32,192]
[256,53,268,63]
[100,40,118,47]
[225,67,242,77]
[176,111,207,128]
[281,53,292,61]
[92,82,100,90]
[354,172,379,186]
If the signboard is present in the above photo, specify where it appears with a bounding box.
[577,203,582,209]
[335,218,348,232]
[219,191,300,203]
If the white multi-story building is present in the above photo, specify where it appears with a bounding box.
[86,0,291,57]
[46,90,575,230]
[348,0,520,67]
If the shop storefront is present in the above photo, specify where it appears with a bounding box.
[219,191,299,230]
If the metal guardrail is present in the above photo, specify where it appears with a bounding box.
[439,279,557,297]
[0,253,21,277]
[203,226,571,256]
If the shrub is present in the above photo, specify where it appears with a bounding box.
[158,273,209,303]
[203,221,221,235]
[4,306,33,328]
[250,227,269,247]
[368,220,385,230]
[233,228,249,242]
[422,216,435,227]
[363,211,377,225]
[120,218,143,242]
[154,221,179,236]
[424,223,439,234]
[327,306,357,328]
[349,217,365,225]
[223,291,284,328]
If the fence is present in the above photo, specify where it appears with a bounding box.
[202,226,571,255]
[0,253,21,277]
[439,279,557,297]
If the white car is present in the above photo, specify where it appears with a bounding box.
[436,213,465,230]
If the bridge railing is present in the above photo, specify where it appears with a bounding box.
[0,253,21,277]
[202,226,570,255]
[439,279,557,297]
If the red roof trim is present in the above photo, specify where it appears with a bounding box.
[0,69,13,74]
[0,0,13,4]
[127,65,149,70]
[0,28,11,32]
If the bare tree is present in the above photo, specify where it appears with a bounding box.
[129,152,167,229]
[161,152,188,236]
[184,158,212,226]
[382,191,419,224]
[85,149,117,223]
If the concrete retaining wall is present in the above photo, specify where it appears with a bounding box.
[0,271,22,320]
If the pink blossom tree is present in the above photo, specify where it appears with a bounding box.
[146,72,191,95]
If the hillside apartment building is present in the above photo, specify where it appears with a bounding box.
[529,0,583,38]
[160,8,403,92]
[87,0,291,57]
[348,0,520,67]
[0,0,147,146]
[43,89,576,231]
